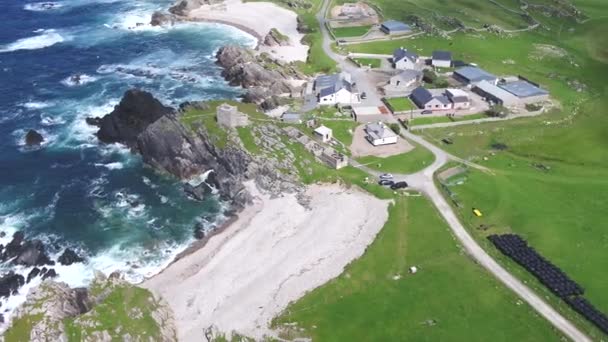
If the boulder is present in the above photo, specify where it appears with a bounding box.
[194,225,205,240]
[27,267,41,284]
[58,248,85,266]
[0,272,25,298]
[96,89,174,146]
[151,11,175,26]
[25,130,44,146]
[85,117,102,127]
[13,240,54,267]
[42,269,58,280]
[2,231,25,261]
[263,28,291,47]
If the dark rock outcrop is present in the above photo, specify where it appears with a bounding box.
[296,15,312,33]
[42,269,58,280]
[13,240,54,267]
[169,0,223,16]
[0,272,25,298]
[25,129,44,146]
[95,89,174,147]
[263,28,290,47]
[3,231,25,261]
[58,248,85,266]
[216,45,304,105]
[27,267,41,284]
[151,11,175,26]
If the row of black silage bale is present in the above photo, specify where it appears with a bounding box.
[488,233,608,335]
[565,297,608,334]
[487,234,583,298]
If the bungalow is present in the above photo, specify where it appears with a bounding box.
[393,48,419,70]
[388,69,422,89]
[445,88,470,109]
[432,50,452,68]
[410,86,451,111]
[313,125,333,143]
[365,122,398,146]
[380,20,411,35]
[453,66,498,85]
[315,72,360,105]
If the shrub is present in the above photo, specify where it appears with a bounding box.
[389,123,401,135]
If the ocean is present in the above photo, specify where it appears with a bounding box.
[0,0,255,326]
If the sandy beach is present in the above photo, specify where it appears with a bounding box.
[181,0,309,62]
[143,182,390,340]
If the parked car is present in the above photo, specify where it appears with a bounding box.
[379,173,393,180]
[421,110,432,115]
[390,181,408,190]
[378,180,395,186]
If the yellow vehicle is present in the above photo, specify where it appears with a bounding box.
[473,208,483,217]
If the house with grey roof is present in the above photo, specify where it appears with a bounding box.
[365,122,398,146]
[432,50,452,68]
[380,20,411,35]
[453,66,498,85]
[410,86,452,111]
[314,72,359,105]
[392,48,419,70]
[388,69,422,89]
[498,80,549,104]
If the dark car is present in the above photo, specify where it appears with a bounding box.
[442,137,454,145]
[378,180,395,186]
[390,181,408,190]
[421,110,432,115]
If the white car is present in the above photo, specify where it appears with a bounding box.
[379,173,393,180]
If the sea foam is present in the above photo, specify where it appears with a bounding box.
[0,29,67,53]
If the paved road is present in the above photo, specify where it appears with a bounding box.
[316,1,590,340]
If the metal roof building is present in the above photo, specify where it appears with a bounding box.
[380,20,411,34]
[499,80,549,98]
[473,80,519,106]
[453,66,498,84]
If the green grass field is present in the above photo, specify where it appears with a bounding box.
[357,144,435,174]
[410,113,487,126]
[352,57,381,68]
[386,97,416,112]
[274,196,562,341]
[331,25,371,38]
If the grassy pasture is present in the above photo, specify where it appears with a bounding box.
[273,196,562,341]
[357,144,435,174]
[332,25,372,38]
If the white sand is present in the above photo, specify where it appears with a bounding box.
[143,182,390,340]
[184,0,309,62]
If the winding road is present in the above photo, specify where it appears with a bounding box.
[316,1,590,341]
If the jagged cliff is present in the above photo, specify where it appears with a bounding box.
[215,45,306,109]
[88,89,300,208]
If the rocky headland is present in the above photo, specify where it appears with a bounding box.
[4,272,176,341]
[87,89,301,208]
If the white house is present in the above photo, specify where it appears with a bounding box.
[432,50,452,68]
[313,125,333,143]
[392,48,419,70]
[365,122,398,146]
[446,88,470,109]
[315,72,359,105]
